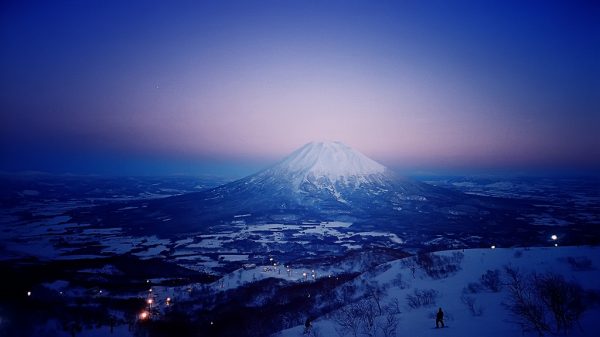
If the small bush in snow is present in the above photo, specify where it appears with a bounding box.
[566,256,593,271]
[513,250,523,258]
[400,258,418,278]
[461,294,483,316]
[391,273,407,289]
[406,289,438,309]
[451,251,465,263]
[415,252,463,279]
[480,269,502,292]
[464,282,483,294]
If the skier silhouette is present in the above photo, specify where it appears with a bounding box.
[304,317,312,334]
[436,307,445,328]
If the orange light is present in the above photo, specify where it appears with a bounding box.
[139,311,149,320]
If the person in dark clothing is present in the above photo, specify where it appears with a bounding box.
[304,317,312,334]
[436,307,445,328]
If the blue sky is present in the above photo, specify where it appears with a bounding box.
[1,0,598,176]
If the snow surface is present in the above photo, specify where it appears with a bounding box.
[272,141,386,183]
[274,246,600,337]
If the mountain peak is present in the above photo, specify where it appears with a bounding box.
[271,141,386,183]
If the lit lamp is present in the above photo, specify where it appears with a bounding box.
[551,234,558,246]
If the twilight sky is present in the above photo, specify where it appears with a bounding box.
[1,0,599,176]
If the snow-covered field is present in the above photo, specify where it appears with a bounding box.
[274,246,600,337]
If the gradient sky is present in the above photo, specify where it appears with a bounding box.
[1,0,599,176]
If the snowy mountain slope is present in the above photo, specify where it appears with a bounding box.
[274,246,600,337]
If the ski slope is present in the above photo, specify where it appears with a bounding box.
[274,246,600,337]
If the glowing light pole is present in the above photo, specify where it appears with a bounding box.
[551,234,558,246]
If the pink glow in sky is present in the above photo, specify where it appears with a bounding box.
[1,1,598,174]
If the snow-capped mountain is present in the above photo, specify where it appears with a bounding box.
[218,141,433,210]
[271,141,386,186]
[87,141,523,236]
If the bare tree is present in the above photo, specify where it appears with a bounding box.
[386,297,402,315]
[504,267,588,336]
[365,281,386,315]
[480,269,502,292]
[359,299,378,337]
[333,298,399,337]
[379,312,399,337]
[461,294,483,316]
[406,289,438,309]
[504,266,551,336]
[333,302,362,337]
[534,273,586,334]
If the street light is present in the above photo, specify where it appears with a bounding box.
[139,311,149,320]
[551,234,558,241]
